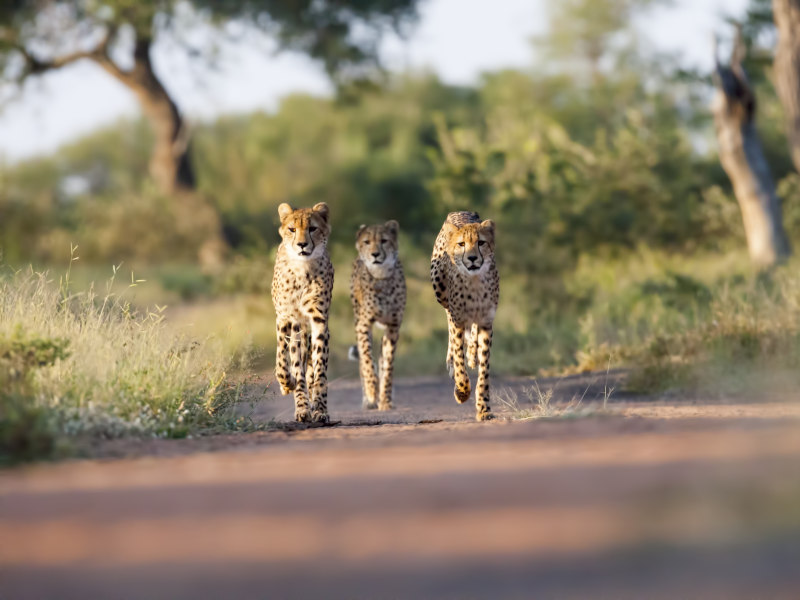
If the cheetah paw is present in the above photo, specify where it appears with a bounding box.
[295,407,311,423]
[378,402,393,411]
[476,410,495,422]
[311,410,330,424]
[362,399,379,410]
[454,385,471,404]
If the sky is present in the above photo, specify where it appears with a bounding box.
[0,0,749,161]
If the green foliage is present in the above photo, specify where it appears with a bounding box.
[534,0,668,76]
[194,0,421,85]
[1,0,420,85]
[430,104,714,276]
[0,327,70,464]
[193,76,478,249]
[625,270,800,394]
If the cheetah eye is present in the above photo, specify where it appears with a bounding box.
[478,240,486,246]
[457,241,465,247]
[288,227,296,233]
[309,226,317,233]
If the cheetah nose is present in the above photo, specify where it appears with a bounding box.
[371,252,381,258]
[297,241,308,248]
[467,255,478,262]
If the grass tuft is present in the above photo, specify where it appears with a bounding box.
[0,259,242,464]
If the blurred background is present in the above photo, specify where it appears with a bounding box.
[3,0,800,426]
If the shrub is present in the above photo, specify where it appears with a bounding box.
[0,327,70,464]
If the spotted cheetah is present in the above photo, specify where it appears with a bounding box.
[349,220,406,410]
[430,211,499,421]
[271,202,334,423]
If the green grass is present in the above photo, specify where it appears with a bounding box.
[569,252,800,396]
[0,258,242,464]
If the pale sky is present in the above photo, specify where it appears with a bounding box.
[0,0,748,161]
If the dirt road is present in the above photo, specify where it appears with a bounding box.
[2,373,800,599]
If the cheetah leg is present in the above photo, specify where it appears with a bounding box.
[288,323,310,423]
[378,325,400,410]
[467,322,479,370]
[290,324,308,383]
[355,318,379,409]
[475,325,495,421]
[309,314,331,424]
[275,319,296,396]
[445,313,458,379]
[450,320,471,404]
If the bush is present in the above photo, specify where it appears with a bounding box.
[0,327,70,464]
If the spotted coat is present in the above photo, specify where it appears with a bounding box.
[349,220,406,410]
[430,211,499,421]
[271,202,334,423]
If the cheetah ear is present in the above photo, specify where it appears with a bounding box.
[480,219,495,241]
[312,202,330,223]
[278,203,293,222]
[384,220,399,240]
[356,224,367,239]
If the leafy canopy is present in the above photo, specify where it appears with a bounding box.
[0,0,420,84]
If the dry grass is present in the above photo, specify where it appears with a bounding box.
[495,379,611,421]
[0,253,243,463]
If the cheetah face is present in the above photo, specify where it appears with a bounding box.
[278,202,330,260]
[446,219,495,276]
[356,220,399,273]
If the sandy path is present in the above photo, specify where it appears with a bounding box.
[2,374,800,599]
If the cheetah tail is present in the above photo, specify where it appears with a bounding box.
[348,345,359,361]
[467,323,479,370]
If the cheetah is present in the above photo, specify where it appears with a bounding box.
[271,202,334,423]
[430,211,499,421]
[349,220,406,410]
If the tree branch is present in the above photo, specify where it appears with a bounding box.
[5,27,117,79]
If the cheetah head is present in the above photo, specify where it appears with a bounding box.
[277,202,330,260]
[445,219,495,276]
[355,220,399,277]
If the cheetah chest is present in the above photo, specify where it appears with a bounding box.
[357,272,405,325]
[447,270,498,325]
[273,257,333,321]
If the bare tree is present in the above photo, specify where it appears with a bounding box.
[712,26,791,266]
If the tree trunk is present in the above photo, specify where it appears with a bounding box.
[93,39,226,270]
[773,0,800,173]
[94,39,194,194]
[13,29,226,268]
[712,29,791,267]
